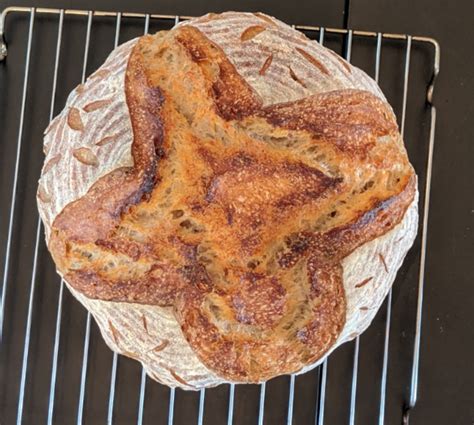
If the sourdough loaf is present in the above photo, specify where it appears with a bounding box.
[37,12,418,388]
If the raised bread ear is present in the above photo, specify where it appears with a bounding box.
[39,12,418,388]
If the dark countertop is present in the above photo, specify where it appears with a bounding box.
[0,1,472,424]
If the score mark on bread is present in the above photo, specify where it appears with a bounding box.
[72,147,99,166]
[241,25,266,41]
[67,107,84,131]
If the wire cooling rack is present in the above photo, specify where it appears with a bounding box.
[0,6,439,425]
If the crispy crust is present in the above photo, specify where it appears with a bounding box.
[46,17,416,382]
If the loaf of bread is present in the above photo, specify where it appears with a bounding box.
[37,12,418,389]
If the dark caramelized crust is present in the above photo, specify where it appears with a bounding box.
[261,90,399,157]
[48,24,416,382]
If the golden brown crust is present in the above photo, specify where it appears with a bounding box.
[261,90,398,158]
[175,26,263,120]
[50,40,165,250]
[48,23,416,382]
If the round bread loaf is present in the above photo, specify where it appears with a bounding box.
[37,12,418,389]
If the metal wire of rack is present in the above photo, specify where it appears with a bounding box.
[0,6,439,425]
